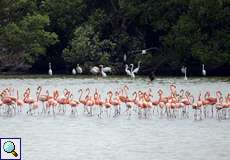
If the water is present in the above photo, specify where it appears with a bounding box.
[0,76,230,160]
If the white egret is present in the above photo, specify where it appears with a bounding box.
[181,66,185,74]
[102,67,112,73]
[125,64,132,76]
[141,50,146,54]
[48,62,52,76]
[125,61,141,78]
[129,64,135,78]
[132,61,141,74]
[90,66,100,75]
[184,67,188,80]
[99,65,107,77]
[72,68,76,75]
[202,64,206,76]
[132,47,160,55]
[76,64,82,74]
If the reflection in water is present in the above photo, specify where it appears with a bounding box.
[0,76,230,160]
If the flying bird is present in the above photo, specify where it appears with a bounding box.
[131,47,160,55]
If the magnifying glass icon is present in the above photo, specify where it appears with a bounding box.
[3,141,18,157]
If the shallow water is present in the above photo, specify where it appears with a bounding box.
[0,76,230,160]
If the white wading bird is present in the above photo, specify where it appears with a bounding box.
[72,68,76,75]
[48,62,52,76]
[184,67,188,80]
[90,66,100,75]
[202,64,206,76]
[76,64,83,74]
[125,61,141,78]
[99,65,112,77]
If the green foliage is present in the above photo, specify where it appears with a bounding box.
[0,10,58,66]
[0,0,229,74]
[63,24,115,66]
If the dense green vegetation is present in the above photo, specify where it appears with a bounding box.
[0,0,229,75]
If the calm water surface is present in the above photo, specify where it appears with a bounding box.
[0,76,230,160]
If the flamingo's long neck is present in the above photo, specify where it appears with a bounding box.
[119,89,123,96]
[190,95,194,103]
[131,65,134,73]
[204,92,210,99]
[133,92,137,101]
[37,87,42,101]
[184,69,187,79]
[94,91,98,99]
[54,91,59,100]
[216,91,222,99]
[108,92,113,102]
[79,90,83,101]
[138,62,140,69]
[100,66,103,73]
[124,87,128,97]
[198,93,201,101]
[85,89,90,99]
[138,92,142,101]
[125,65,129,71]
[159,93,163,101]
[17,90,19,100]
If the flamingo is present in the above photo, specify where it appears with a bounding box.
[83,88,91,114]
[142,92,153,118]
[37,86,50,114]
[107,91,120,117]
[104,98,112,117]
[2,97,15,116]
[56,89,70,114]
[23,89,36,115]
[1,85,230,121]
[78,89,86,105]
[94,90,104,118]
[69,93,80,116]
[76,64,83,74]
[16,90,24,112]
[85,96,94,116]
[46,91,58,116]
[1,89,16,116]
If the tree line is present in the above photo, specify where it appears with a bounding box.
[0,0,229,75]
